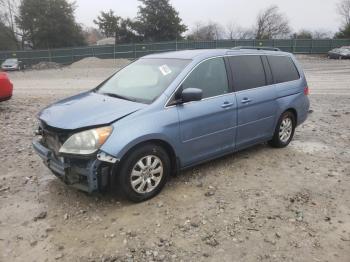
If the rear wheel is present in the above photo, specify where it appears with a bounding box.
[118,143,170,202]
[269,111,296,148]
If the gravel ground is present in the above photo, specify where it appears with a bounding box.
[0,56,349,262]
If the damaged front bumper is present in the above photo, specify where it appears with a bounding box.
[32,139,119,193]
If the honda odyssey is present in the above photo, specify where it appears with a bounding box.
[33,48,310,202]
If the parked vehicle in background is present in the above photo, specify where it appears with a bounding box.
[0,72,13,102]
[33,48,310,202]
[328,46,350,59]
[1,58,24,71]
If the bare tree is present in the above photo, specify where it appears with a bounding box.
[292,30,313,39]
[238,28,255,39]
[226,22,238,40]
[0,0,22,48]
[337,0,350,26]
[255,5,291,39]
[187,21,225,41]
[312,30,333,39]
[226,22,255,39]
[292,29,333,39]
[212,22,225,40]
[335,0,350,38]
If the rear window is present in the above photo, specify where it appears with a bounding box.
[228,56,266,92]
[267,56,300,84]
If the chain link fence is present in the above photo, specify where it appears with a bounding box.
[1,39,350,66]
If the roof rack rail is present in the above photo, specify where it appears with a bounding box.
[232,46,281,51]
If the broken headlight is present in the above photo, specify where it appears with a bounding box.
[59,126,113,155]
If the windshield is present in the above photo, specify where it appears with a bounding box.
[4,59,18,65]
[97,58,190,104]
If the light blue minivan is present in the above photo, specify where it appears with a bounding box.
[33,48,310,202]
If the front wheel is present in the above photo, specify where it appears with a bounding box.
[118,143,170,202]
[269,111,296,148]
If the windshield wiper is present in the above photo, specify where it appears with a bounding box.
[101,92,134,102]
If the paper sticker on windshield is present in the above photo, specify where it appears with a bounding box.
[159,65,172,76]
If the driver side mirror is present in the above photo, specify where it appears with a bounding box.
[169,87,203,106]
[180,88,203,103]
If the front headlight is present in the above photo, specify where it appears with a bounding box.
[59,126,113,155]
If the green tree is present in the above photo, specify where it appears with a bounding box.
[0,20,18,50]
[94,11,140,44]
[118,18,141,43]
[17,0,85,49]
[335,0,350,38]
[0,0,21,49]
[135,0,187,41]
[93,10,120,38]
[335,23,350,38]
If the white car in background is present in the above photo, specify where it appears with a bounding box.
[1,58,24,71]
[328,46,350,59]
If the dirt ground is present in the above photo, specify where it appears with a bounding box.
[0,56,349,262]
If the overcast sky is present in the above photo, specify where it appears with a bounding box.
[73,0,341,34]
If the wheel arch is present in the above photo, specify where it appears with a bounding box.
[117,139,179,176]
[284,108,298,123]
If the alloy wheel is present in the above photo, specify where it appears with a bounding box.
[130,155,164,194]
[279,117,293,143]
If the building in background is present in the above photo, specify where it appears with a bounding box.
[97,37,116,45]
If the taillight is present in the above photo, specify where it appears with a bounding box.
[304,86,309,96]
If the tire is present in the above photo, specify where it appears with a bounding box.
[269,111,296,148]
[117,143,171,202]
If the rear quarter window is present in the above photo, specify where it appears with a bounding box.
[267,56,300,84]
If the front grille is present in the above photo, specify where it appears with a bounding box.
[39,121,70,157]
[43,132,62,155]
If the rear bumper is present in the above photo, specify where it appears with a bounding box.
[32,139,114,193]
[297,96,310,126]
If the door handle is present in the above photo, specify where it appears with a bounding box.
[241,98,252,104]
[221,102,234,108]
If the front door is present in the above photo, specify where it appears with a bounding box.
[176,57,237,166]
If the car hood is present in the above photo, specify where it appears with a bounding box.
[39,92,146,130]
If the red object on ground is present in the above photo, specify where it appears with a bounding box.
[0,72,13,102]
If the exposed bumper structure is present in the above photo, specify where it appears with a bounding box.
[32,139,118,193]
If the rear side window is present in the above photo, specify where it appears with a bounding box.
[229,56,266,92]
[267,56,300,84]
[182,57,229,99]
